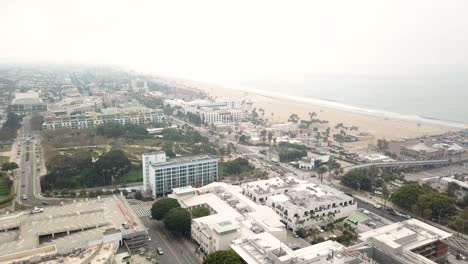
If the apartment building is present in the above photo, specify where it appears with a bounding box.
[42,109,164,130]
[242,177,356,231]
[142,152,218,196]
[169,182,286,255]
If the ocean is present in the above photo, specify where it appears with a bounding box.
[230,73,468,128]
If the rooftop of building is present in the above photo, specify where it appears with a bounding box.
[0,195,145,257]
[440,176,468,189]
[359,219,451,252]
[171,181,285,236]
[403,142,440,153]
[150,154,217,167]
[243,177,353,204]
[12,91,44,105]
[231,232,364,264]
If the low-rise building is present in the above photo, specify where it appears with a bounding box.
[42,109,164,130]
[242,177,356,231]
[424,176,468,200]
[10,91,47,115]
[48,96,103,115]
[142,152,218,196]
[169,182,286,255]
[357,219,452,264]
[400,142,446,160]
[232,232,369,264]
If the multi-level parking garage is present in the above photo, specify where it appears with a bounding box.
[0,195,148,263]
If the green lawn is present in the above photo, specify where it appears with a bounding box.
[0,175,12,198]
[0,156,9,166]
[119,168,143,184]
[0,145,12,152]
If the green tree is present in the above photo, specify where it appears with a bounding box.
[317,166,328,184]
[446,182,460,198]
[390,183,427,210]
[1,162,19,173]
[134,191,143,201]
[191,207,210,219]
[151,198,180,220]
[288,114,300,124]
[163,208,191,234]
[203,250,242,264]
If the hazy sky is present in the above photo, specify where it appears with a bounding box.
[1,0,468,82]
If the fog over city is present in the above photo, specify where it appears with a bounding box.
[1,0,468,82]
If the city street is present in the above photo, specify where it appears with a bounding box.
[15,116,59,207]
[141,217,202,264]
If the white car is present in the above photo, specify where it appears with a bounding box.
[373,204,382,210]
[30,207,44,214]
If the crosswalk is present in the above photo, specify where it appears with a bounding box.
[129,200,152,218]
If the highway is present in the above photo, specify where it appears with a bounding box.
[345,159,450,171]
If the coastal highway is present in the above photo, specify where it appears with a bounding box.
[170,116,295,176]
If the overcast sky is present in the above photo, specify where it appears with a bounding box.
[1,0,467,82]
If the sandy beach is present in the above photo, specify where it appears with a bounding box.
[161,77,461,151]
[176,80,459,151]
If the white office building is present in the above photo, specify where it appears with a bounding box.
[142,152,218,196]
[242,177,356,231]
[164,98,250,124]
[169,182,286,255]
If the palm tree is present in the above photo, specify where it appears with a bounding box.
[317,166,328,184]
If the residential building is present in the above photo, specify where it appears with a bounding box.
[10,91,47,115]
[400,142,446,160]
[169,182,286,255]
[242,177,356,231]
[42,109,164,130]
[48,96,103,115]
[142,152,218,196]
[357,219,452,264]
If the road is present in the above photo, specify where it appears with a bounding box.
[170,116,298,176]
[141,217,202,264]
[15,116,59,207]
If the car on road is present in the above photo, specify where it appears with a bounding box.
[401,214,411,219]
[373,204,382,210]
[41,201,49,206]
[22,194,27,200]
[157,248,164,255]
[148,236,152,241]
[293,231,299,238]
[30,207,44,214]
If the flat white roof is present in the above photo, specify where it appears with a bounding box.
[359,219,451,251]
[231,232,347,264]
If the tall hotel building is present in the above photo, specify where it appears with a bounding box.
[142,152,218,196]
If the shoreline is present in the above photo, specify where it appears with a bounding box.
[185,80,462,150]
[213,83,466,129]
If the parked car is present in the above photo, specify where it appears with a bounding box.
[157,248,164,255]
